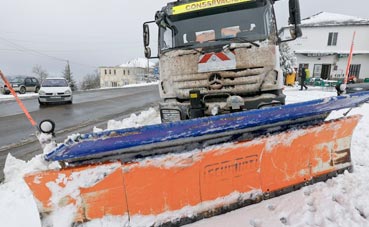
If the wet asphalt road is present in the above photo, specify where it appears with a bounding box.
[0,85,161,181]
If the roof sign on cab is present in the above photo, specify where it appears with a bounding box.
[172,0,254,15]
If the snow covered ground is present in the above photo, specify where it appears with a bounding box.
[0,92,38,101]
[1,86,369,227]
[0,82,159,101]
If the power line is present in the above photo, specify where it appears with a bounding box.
[0,36,97,69]
[0,36,67,62]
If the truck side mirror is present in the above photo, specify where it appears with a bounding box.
[143,23,150,47]
[288,0,302,39]
[144,47,152,59]
[280,0,302,43]
[289,24,302,40]
[143,20,158,59]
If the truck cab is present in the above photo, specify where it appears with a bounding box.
[144,0,302,122]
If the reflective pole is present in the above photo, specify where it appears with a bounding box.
[344,31,356,84]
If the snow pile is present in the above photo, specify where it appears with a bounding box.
[0,154,60,227]
[1,87,369,227]
[0,178,42,227]
[3,154,59,181]
[93,107,160,132]
[302,12,369,26]
[120,57,156,68]
[0,92,38,101]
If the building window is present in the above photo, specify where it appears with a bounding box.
[114,69,116,75]
[105,69,107,75]
[313,64,322,78]
[327,32,338,46]
[349,64,361,78]
[128,70,130,75]
[109,69,111,75]
[123,70,125,75]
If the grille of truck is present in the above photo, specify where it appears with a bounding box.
[172,67,270,99]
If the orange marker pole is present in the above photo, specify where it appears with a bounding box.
[0,70,38,128]
[344,31,356,84]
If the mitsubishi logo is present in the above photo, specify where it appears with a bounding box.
[209,73,223,90]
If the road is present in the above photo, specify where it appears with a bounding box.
[0,84,161,181]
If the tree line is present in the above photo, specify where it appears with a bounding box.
[32,63,100,91]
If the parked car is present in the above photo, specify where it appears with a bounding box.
[0,80,5,94]
[345,83,369,94]
[1,76,40,94]
[38,78,73,105]
[336,82,369,95]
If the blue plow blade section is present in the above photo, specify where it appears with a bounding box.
[45,91,369,163]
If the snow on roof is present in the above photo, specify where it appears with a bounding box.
[120,58,156,68]
[301,12,369,27]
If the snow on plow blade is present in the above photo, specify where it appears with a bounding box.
[45,91,369,165]
[24,92,369,226]
[25,116,361,225]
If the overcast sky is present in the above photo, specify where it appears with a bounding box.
[0,0,368,83]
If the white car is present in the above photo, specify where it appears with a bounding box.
[38,78,73,105]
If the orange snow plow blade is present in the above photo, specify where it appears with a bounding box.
[24,115,361,225]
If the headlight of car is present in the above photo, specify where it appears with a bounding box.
[65,90,72,95]
[39,90,46,95]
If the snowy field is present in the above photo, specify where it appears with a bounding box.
[1,86,369,227]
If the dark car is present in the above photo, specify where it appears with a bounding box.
[1,76,40,94]
[336,82,369,96]
[345,83,369,94]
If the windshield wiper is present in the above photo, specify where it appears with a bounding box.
[163,43,202,55]
[207,37,260,48]
[173,43,195,49]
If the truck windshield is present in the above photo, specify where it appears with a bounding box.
[160,5,272,51]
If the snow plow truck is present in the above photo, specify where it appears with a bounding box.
[143,0,302,123]
[22,0,369,226]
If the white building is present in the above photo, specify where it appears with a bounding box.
[99,58,155,88]
[280,12,369,81]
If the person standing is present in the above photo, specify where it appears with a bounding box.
[300,66,308,90]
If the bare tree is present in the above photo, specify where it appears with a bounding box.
[32,65,48,82]
[80,70,100,90]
